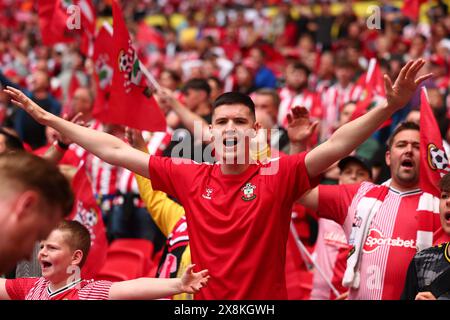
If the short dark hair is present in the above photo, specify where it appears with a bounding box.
[0,152,74,217]
[439,172,450,192]
[162,69,181,83]
[57,220,91,268]
[288,61,311,77]
[213,92,256,120]
[387,121,420,150]
[207,76,223,90]
[0,127,24,152]
[182,78,211,97]
[254,88,281,110]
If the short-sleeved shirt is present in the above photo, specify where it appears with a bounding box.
[401,242,450,300]
[149,152,317,300]
[318,182,441,300]
[6,278,112,300]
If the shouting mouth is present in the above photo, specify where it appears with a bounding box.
[223,137,238,148]
[401,159,414,169]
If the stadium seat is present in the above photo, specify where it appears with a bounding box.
[95,239,155,281]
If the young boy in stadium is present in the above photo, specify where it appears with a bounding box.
[0,220,209,300]
[401,173,450,300]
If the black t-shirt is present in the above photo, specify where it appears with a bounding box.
[401,242,450,300]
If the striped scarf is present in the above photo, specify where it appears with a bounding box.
[343,181,436,289]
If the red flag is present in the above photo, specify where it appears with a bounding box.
[402,0,427,21]
[37,0,96,55]
[38,0,74,45]
[418,87,449,251]
[92,23,114,122]
[68,166,108,279]
[136,22,166,50]
[350,59,387,125]
[62,72,81,116]
[104,0,166,132]
[420,87,450,195]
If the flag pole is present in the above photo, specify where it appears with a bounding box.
[290,222,341,297]
[139,61,161,92]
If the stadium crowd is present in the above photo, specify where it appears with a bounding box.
[0,0,449,300]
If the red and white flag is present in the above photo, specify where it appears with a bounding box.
[350,59,390,130]
[101,0,166,132]
[68,165,108,279]
[37,0,96,55]
[92,22,114,123]
[418,87,449,251]
[420,87,450,194]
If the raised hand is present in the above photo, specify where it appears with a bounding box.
[125,127,147,151]
[287,106,319,146]
[180,264,210,294]
[3,86,50,125]
[155,87,177,112]
[384,58,433,111]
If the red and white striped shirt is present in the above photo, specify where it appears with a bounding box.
[318,181,441,300]
[6,277,112,300]
[321,82,363,139]
[277,87,323,128]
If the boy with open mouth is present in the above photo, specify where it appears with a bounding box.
[0,220,209,300]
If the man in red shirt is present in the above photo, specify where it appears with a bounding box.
[300,122,442,299]
[3,58,431,299]
[0,220,209,300]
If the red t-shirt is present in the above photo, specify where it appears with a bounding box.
[6,278,112,300]
[318,182,441,300]
[149,152,317,299]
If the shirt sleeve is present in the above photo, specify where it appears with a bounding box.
[78,280,113,300]
[276,152,321,205]
[5,278,39,300]
[318,183,361,225]
[148,156,197,201]
[400,258,419,300]
[135,173,185,236]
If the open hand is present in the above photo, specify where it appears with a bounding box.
[384,59,432,111]
[180,264,210,294]
[287,106,319,146]
[3,86,50,125]
[125,127,147,151]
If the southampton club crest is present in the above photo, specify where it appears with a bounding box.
[117,41,154,97]
[241,183,256,201]
[427,143,450,177]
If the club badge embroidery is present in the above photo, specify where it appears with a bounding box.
[241,183,256,201]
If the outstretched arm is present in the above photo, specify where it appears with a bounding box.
[108,264,209,300]
[305,59,432,178]
[0,279,11,300]
[3,86,151,178]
